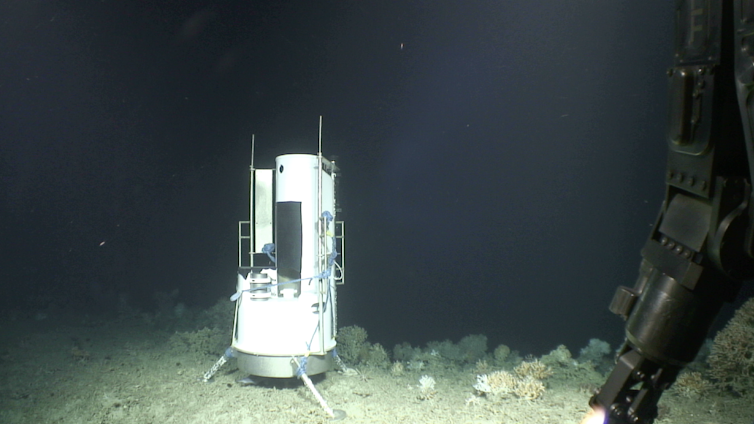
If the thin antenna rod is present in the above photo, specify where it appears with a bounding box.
[318,115,323,156]
[316,116,324,355]
[248,133,255,268]
[250,134,255,171]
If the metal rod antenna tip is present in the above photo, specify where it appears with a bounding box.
[318,116,323,156]
[250,134,255,171]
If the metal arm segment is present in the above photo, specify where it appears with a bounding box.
[590,1,754,423]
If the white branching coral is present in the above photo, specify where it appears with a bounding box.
[514,376,546,401]
[514,359,553,380]
[473,374,492,394]
[417,375,437,400]
[486,370,518,395]
[474,370,545,400]
[390,361,405,376]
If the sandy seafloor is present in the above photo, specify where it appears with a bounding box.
[1,306,752,424]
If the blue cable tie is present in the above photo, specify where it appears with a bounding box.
[296,356,308,378]
[262,243,277,264]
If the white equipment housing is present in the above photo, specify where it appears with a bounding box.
[232,151,343,378]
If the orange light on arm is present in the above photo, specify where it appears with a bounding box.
[579,407,606,424]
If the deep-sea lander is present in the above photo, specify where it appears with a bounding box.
[203,119,345,419]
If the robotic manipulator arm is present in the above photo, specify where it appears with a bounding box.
[589,1,754,423]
